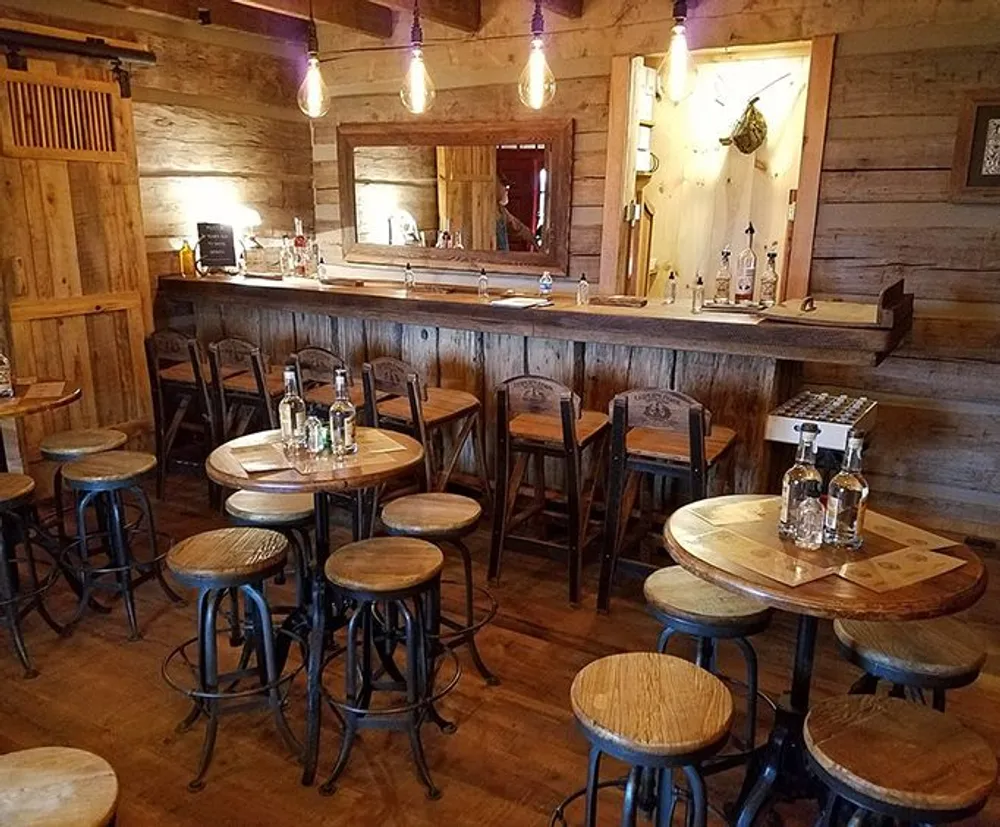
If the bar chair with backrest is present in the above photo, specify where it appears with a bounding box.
[597,388,737,612]
[205,338,281,445]
[289,346,366,416]
[488,375,610,606]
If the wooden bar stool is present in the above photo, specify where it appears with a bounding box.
[598,389,737,613]
[488,375,609,606]
[63,451,182,640]
[40,428,128,544]
[381,492,499,685]
[0,746,118,826]
[164,527,302,791]
[552,652,733,827]
[0,474,64,678]
[806,695,997,826]
[363,357,490,500]
[644,566,771,750]
[835,617,987,711]
[320,537,461,800]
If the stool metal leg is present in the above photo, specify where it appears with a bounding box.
[656,768,677,827]
[401,597,440,799]
[583,746,602,827]
[681,765,707,827]
[108,493,141,641]
[621,766,641,827]
[450,537,499,686]
[69,491,100,627]
[932,689,946,712]
[0,519,36,678]
[189,588,223,792]
[734,636,759,749]
[53,466,67,545]
[131,485,183,604]
[815,793,842,827]
[656,626,675,654]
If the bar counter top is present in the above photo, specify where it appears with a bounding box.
[157,274,911,366]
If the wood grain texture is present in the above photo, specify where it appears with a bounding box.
[643,566,771,627]
[61,450,156,485]
[0,381,81,419]
[804,695,997,811]
[381,492,482,536]
[0,472,35,503]
[509,410,608,449]
[377,387,480,427]
[166,526,287,584]
[39,428,127,461]
[0,746,118,827]
[833,617,987,681]
[627,425,736,467]
[224,490,315,524]
[570,652,733,757]
[324,536,444,593]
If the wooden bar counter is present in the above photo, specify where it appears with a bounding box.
[157,274,913,493]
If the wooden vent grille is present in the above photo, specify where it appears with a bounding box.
[0,70,124,162]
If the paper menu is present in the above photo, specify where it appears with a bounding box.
[230,443,293,474]
[864,511,955,550]
[687,528,836,587]
[691,498,779,527]
[23,381,66,399]
[838,547,966,593]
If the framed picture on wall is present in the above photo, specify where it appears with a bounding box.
[950,89,1000,203]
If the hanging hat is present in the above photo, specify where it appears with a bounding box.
[720,96,767,154]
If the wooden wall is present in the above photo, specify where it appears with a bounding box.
[0,0,314,280]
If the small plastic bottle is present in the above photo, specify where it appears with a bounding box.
[477,267,489,301]
[664,270,677,305]
[794,496,825,550]
[691,274,704,314]
[538,270,554,298]
[576,273,590,306]
[403,262,416,291]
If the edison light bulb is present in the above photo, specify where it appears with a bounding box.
[298,55,330,118]
[400,47,436,114]
[518,37,556,110]
[665,21,693,104]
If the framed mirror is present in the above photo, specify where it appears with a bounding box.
[337,120,573,275]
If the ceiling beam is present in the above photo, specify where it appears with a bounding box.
[542,0,582,19]
[375,0,480,33]
[231,0,395,39]
[95,0,311,40]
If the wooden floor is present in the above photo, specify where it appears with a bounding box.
[1,479,998,826]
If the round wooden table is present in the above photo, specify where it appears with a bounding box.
[0,379,82,471]
[205,427,424,785]
[664,494,987,827]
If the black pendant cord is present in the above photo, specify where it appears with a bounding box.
[307,0,319,56]
[530,0,545,38]
[411,0,424,48]
[672,0,688,21]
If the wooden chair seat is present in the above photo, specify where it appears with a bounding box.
[224,490,315,525]
[223,367,286,397]
[158,360,243,385]
[0,473,35,504]
[0,746,118,827]
[167,527,288,587]
[62,451,157,486]
[627,424,737,466]
[571,652,733,758]
[377,386,480,427]
[381,493,482,537]
[324,537,443,593]
[304,382,367,409]
[804,695,997,813]
[509,409,609,448]
[644,566,771,628]
[40,428,128,462]
[834,617,987,683]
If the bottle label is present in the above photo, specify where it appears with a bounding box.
[344,413,355,449]
[824,495,839,531]
[736,266,755,298]
[780,480,791,524]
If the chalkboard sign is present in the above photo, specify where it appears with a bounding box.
[196,222,237,268]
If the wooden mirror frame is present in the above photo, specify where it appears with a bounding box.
[337,119,574,276]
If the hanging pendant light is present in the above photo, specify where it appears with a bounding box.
[297,1,330,118]
[664,0,694,105]
[518,0,555,110]
[400,0,436,114]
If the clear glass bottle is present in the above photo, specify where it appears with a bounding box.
[478,267,490,301]
[304,415,325,455]
[779,422,823,540]
[403,262,416,291]
[691,274,704,313]
[713,247,731,304]
[538,270,553,298]
[0,351,13,398]
[824,430,870,549]
[293,217,308,277]
[794,496,825,550]
[576,272,590,306]
[760,245,779,307]
[277,365,306,450]
[329,368,358,458]
[735,222,757,304]
[279,235,293,277]
[664,270,677,305]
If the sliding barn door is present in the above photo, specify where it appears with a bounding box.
[0,61,152,471]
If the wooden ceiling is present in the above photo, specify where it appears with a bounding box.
[98,0,582,41]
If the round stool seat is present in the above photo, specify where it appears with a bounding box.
[0,473,35,505]
[381,493,482,536]
[804,695,997,814]
[571,652,733,759]
[0,746,118,826]
[834,617,986,685]
[325,537,443,593]
[644,566,771,629]
[62,451,156,486]
[40,429,128,462]
[167,527,288,587]
[225,490,315,525]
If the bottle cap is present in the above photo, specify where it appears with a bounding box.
[480,267,486,275]
[796,422,821,434]
[580,272,588,281]
[695,274,703,285]
[668,270,676,280]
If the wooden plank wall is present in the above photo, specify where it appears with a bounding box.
[0,0,314,281]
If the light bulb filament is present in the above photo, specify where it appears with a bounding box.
[666,21,690,104]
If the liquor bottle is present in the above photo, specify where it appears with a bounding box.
[277,365,306,450]
[778,422,823,540]
[794,496,825,550]
[403,262,416,291]
[824,430,870,549]
[735,222,757,304]
[0,351,13,398]
[293,217,308,276]
[279,235,294,277]
[329,368,358,458]
[664,270,677,304]
[178,240,195,278]
[760,244,779,307]
[538,270,553,298]
[478,267,490,301]
[576,272,590,306]
[691,274,704,314]
[713,247,732,303]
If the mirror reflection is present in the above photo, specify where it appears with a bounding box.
[353,143,552,253]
